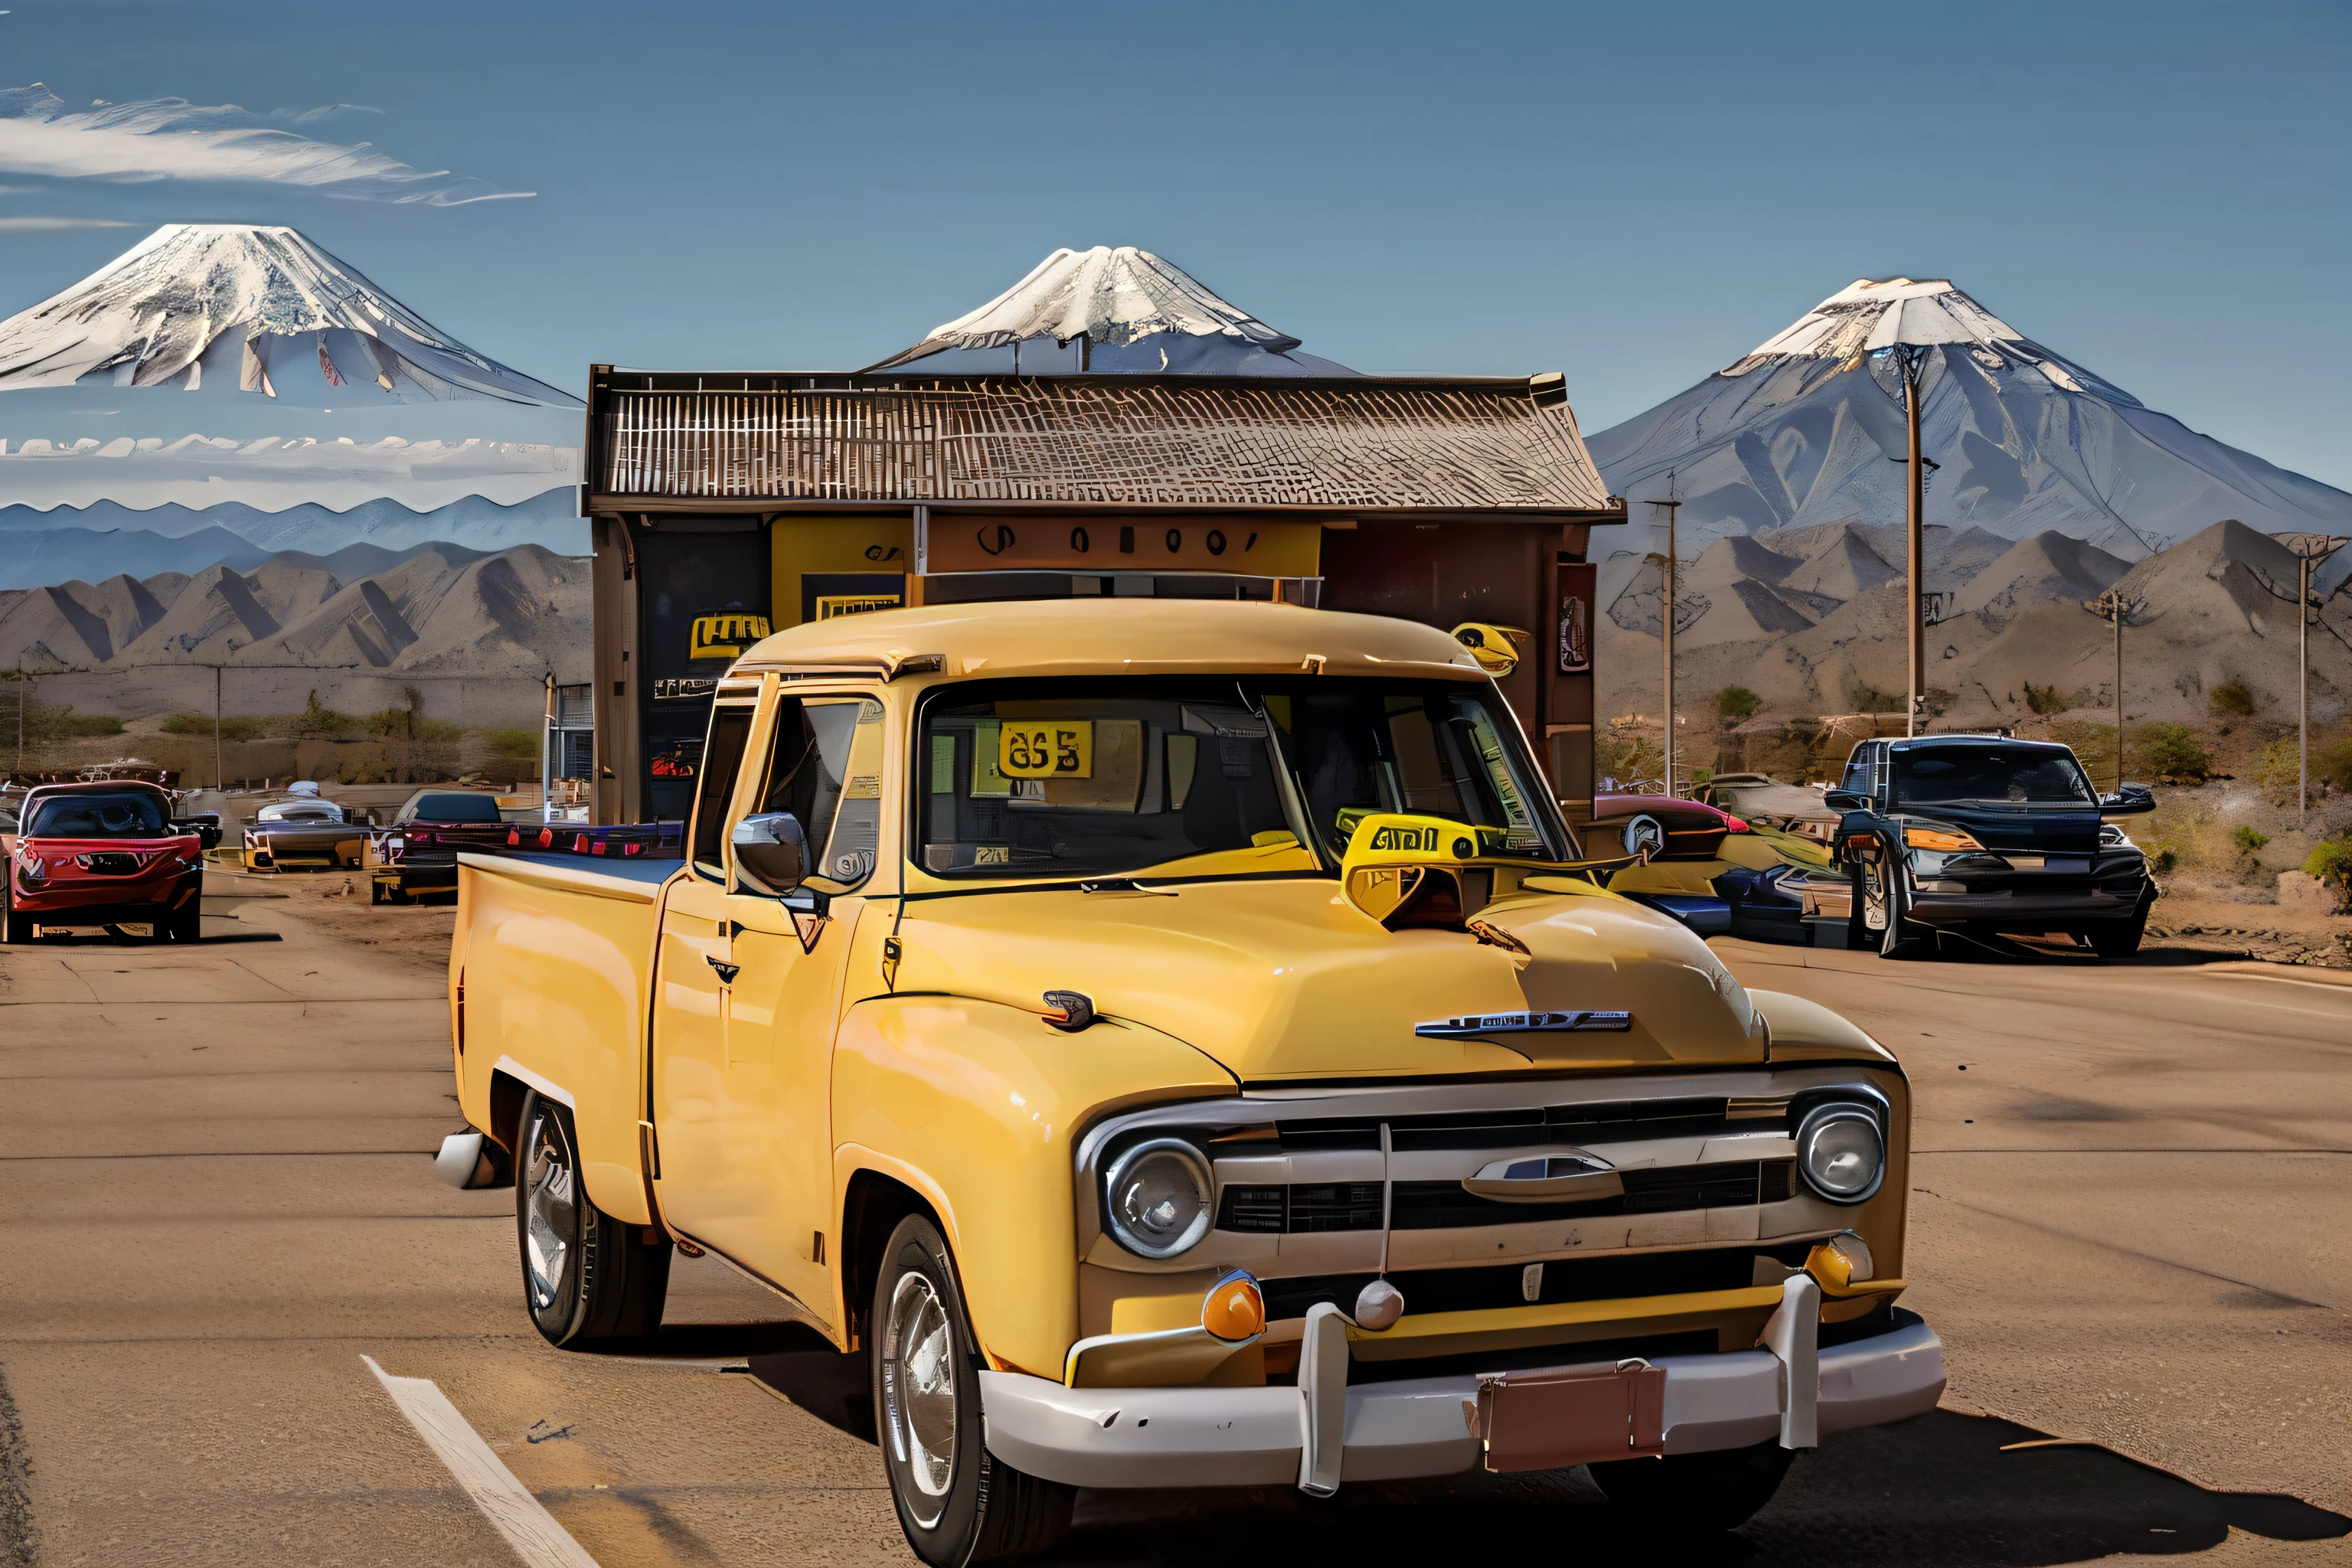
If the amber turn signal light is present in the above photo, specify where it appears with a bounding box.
[1201,1269,1266,1343]
[1806,1232,1875,1292]
[1903,825,1981,852]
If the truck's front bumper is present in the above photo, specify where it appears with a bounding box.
[982,1309,1944,1492]
[1905,885,2142,927]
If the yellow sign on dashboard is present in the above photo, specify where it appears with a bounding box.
[998,721,1093,779]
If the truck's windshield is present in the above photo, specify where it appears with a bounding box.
[1894,746,2096,806]
[917,676,1563,880]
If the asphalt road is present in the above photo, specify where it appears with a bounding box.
[0,885,2344,1568]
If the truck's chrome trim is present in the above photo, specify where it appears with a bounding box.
[1072,1066,1901,1271]
[978,1318,1945,1490]
[1413,1010,1629,1038]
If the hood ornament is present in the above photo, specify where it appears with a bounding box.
[1415,1010,1629,1039]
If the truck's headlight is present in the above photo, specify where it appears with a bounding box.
[1102,1138,1213,1259]
[1796,1102,1885,1203]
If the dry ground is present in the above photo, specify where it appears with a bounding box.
[0,874,2344,1567]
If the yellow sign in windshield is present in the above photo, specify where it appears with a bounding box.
[998,721,1093,779]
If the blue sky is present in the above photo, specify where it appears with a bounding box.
[1,0,2346,485]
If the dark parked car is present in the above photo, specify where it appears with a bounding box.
[1826,735,2157,958]
[366,789,506,903]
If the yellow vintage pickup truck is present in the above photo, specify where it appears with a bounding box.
[439,598,1943,1563]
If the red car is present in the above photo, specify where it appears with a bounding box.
[2,780,215,943]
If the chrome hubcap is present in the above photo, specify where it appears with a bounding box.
[522,1111,574,1312]
[883,1270,956,1523]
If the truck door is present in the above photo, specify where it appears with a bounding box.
[649,697,763,1254]
[714,694,884,1317]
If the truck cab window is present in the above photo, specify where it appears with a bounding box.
[755,697,884,890]
[690,704,756,880]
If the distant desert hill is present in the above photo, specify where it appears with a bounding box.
[0,541,587,683]
[1599,518,2351,730]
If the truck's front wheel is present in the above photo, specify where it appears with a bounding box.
[514,1090,671,1349]
[1589,1438,1794,1534]
[872,1214,1072,1566]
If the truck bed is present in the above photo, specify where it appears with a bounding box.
[450,850,685,1224]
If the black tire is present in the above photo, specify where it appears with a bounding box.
[515,1090,671,1349]
[1589,1438,1795,1534]
[3,884,36,945]
[2089,898,2150,960]
[165,880,203,943]
[872,1214,1073,1566]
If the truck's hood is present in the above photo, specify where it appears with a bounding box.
[888,877,1766,1080]
[1893,803,2102,854]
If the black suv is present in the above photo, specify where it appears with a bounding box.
[1826,735,2157,958]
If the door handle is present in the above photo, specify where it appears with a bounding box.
[706,954,740,986]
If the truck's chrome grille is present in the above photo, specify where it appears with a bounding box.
[1271,1096,1759,1155]
[1217,1159,1798,1234]
[1259,1237,1815,1320]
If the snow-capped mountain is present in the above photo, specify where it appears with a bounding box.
[869,246,1357,376]
[1587,277,2350,559]
[0,224,579,407]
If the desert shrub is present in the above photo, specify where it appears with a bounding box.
[1596,719,1664,791]
[2306,838,2352,900]
[67,711,122,736]
[2208,681,2256,717]
[2131,721,2210,782]
[482,727,541,759]
[294,690,359,738]
[1847,681,1903,714]
[2024,682,2067,716]
[2255,732,2352,803]
[2231,825,2270,856]
[2255,738,2301,805]
[2318,737,2352,795]
[1716,687,1761,720]
[162,712,265,741]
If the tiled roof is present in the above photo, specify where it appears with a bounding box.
[589,374,1617,514]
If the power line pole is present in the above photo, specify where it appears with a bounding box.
[1649,472,1682,796]
[213,665,224,792]
[2284,539,2350,824]
[1904,357,1926,739]
[2083,589,2146,794]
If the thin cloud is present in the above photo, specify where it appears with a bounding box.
[0,215,131,228]
[0,83,532,204]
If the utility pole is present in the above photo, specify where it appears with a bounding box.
[1649,472,1682,796]
[213,665,224,792]
[1904,358,1926,738]
[2291,542,2347,825]
[2083,589,2146,793]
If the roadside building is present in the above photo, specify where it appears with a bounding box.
[580,247,1625,824]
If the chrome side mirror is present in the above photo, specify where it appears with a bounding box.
[1821,789,1869,813]
[730,812,807,895]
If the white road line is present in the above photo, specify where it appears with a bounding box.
[361,1354,602,1568]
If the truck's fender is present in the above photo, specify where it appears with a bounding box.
[831,992,1237,1380]
[454,860,665,1225]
